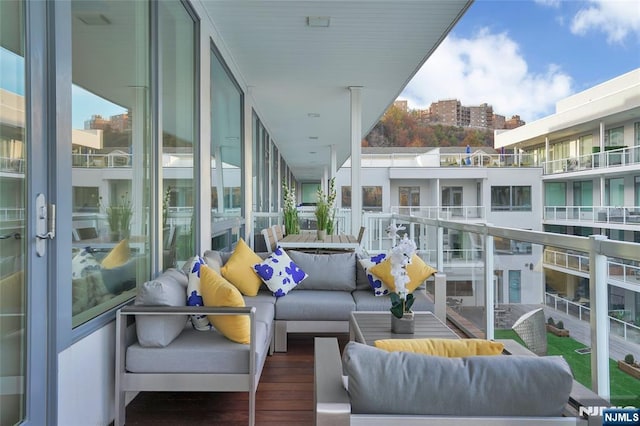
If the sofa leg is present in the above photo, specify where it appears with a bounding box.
[114,389,125,426]
[275,321,288,352]
[249,388,256,426]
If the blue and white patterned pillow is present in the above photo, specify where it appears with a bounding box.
[358,253,391,296]
[253,247,308,297]
[186,255,212,330]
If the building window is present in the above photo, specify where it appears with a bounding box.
[605,177,625,206]
[71,0,151,327]
[211,45,243,222]
[491,186,531,211]
[399,186,420,214]
[605,126,624,147]
[341,186,383,212]
[448,280,473,297]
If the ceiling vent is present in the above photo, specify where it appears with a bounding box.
[306,16,330,28]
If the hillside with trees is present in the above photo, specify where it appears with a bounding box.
[363,104,494,148]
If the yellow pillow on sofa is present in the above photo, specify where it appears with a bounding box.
[200,265,250,344]
[220,238,263,296]
[369,254,437,293]
[374,338,504,357]
[101,239,130,269]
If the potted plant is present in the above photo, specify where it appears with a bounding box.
[546,317,570,337]
[118,193,133,239]
[315,178,336,239]
[618,354,640,380]
[282,180,299,235]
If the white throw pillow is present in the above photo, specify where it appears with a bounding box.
[253,247,308,297]
[358,253,391,296]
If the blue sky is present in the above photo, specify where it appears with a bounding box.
[401,0,640,122]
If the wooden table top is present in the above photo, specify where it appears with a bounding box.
[278,233,359,250]
[349,311,459,345]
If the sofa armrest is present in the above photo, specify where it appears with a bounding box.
[314,337,351,426]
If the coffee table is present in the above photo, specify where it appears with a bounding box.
[349,311,459,345]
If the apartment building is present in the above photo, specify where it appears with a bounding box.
[335,146,544,307]
[495,68,640,329]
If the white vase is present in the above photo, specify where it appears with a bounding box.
[317,229,327,240]
[391,311,415,334]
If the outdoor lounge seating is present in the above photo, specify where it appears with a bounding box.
[114,245,441,425]
[314,337,604,425]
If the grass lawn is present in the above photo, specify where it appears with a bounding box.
[495,329,640,407]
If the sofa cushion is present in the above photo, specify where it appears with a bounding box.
[254,247,308,297]
[355,256,370,291]
[186,256,211,331]
[352,289,434,312]
[369,254,436,293]
[134,268,189,347]
[200,266,250,344]
[220,238,263,297]
[288,251,356,291]
[275,290,356,321]
[101,239,130,269]
[202,250,223,273]
[373,338,504,356]
[126,323,268,374]
[342,342,573,417]
[358,253,391,296]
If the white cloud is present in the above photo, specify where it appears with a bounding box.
[401,29,573,122]
[570,0,640,44]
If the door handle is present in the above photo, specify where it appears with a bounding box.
[35,193,55,256]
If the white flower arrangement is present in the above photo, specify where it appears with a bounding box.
[386,223,417,318]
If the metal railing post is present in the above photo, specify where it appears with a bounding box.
[589,234,610,399]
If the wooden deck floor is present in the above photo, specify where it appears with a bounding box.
[123,322,467,426]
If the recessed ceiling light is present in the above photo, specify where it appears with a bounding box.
[307,113,321,118]
[76,13,111,26]
[308,136,319,140]
[306,16,330,27]
[309,151,317,154]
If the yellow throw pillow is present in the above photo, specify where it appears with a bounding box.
[374,338,504,357]
[369,254,437,293]
[200,265,250,344]
[220,238,263,296]
[101,239,130,269]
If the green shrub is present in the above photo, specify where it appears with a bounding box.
[547,317,555,326]
[625,354,635,365]
[556,320,564,329]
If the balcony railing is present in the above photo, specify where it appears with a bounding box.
[390,205,486,221]
[544,205,640,226]
[545,292,640,344]
[543,145,640,175]
[360,152,539,168]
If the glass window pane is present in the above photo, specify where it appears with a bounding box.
[71,0,150,327]
[161,1,196,267]
[211,49,243,222]
[0,0,26,421]
[491,186,510,210]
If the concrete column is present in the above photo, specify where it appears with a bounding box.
[589,234,610,399]
[350,87,363,233]
[330,144,337,179]
[434,273,447,323]
[545,136,549,173]
[243,92,254,247]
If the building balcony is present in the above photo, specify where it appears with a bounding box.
[544,205,640,228]
[542,145,640,176]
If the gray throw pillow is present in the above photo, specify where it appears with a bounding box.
[134,268,188,347]
[342,341,573,417]
[288,251,356,291]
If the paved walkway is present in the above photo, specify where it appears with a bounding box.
[459,303,640,362]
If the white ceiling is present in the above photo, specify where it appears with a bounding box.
[199,0,473,181]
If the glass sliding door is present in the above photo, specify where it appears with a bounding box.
[160,1,196,266]
[0,2,26,422]
[71,0,151,327]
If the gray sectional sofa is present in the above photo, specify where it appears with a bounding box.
[315,337,604,425]
[115,248,436,426]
